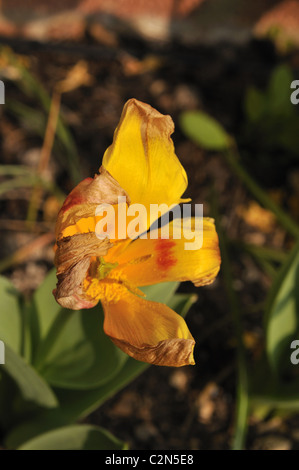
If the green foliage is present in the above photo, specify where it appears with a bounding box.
[266,242,299,375]
[0,46,81,184]
[0,271,194,449]
[0,277,22,354]
[248,243,299,417]
[244,65,299,160]
[179,110,232,151]
[180,101,299,446]
[18,425,127,450]
[34,306,127,390]
[3,344,58,410]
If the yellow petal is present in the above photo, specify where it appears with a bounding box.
[102,99,188,214]
[106,218,221,287]
[102,290,195,367]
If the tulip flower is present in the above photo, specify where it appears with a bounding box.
[54,99,220,367]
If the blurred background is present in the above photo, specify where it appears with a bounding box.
[1,0,299,450]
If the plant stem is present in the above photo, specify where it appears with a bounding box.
[26,90,62,227]
[231,240,287,264]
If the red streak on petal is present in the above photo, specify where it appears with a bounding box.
[60,178,93,213]
[155,239,177,270]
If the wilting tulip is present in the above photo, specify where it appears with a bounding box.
[54,99,220,367]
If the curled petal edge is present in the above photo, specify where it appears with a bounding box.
[54,232,111,310]
[108,336,195,367]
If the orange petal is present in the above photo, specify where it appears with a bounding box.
[102,291,195,367]
[106,218,221,287]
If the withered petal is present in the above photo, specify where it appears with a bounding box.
[109,336,195,367]
[54,167,130,310]
[54,232,111,310]
[102,291,195,367]
[56,167,130,240]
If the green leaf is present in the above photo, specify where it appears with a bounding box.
[244,87,266,123]
[266,242,299,374]
[53,287,196,420]
[140,281,179,304]
[18,425,127,450]
[167,292,197,317]
[35,305,127,390]
[32,268,64,342]
[0,165,34,176]
[5,357,144,448]
[33,281,180,390]
[0,276,22,354]
[251,355,299,412]
[32,268,126,390]
[267,65,294,116]
[29,268,66,363]
[180,110,232,151]
[7,100,47,135]
[6,287,196,449]
[1,344,58,409]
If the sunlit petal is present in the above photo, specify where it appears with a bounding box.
[102,290,195,367]
[102,99,188,219]
[106,218,221,287]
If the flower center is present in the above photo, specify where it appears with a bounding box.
[83,277,128,303]
[96,257,119,279]
[83,256,144,303]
